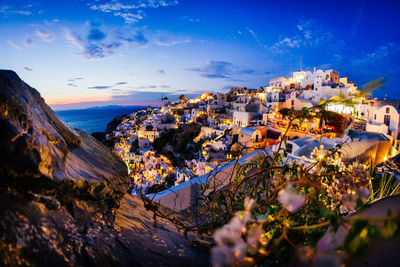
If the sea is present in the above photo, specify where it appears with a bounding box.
[56,106,146,134]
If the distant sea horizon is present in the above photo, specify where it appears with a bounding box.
[56,105,151,134]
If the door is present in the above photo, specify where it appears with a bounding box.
[384,115,391,127]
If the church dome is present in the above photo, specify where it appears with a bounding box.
[179,95,188,101]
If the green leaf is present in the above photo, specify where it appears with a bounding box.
[381,217,399,241]
[344,220,378,256]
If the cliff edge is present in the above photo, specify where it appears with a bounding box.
[0,70,208,266]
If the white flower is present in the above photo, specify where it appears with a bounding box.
[232,240,247,262]
[212,198,262,266]
[340,193,357,214]
[214,217,244,246]
[278,186,306,213]
[244,197,256,211]
[246,224,263,248]
[211,244,234,267]
[357,187,370,200]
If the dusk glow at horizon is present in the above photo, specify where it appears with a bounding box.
[1,0,400,110]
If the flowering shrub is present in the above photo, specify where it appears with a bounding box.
[207,144,399,266]
[141,109,400,266]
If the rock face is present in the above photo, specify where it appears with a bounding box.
[0,70,208,266]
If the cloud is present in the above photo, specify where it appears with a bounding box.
[273,37,300,49]
[89,0,179,23]
[350,43,400,75]
[366,43,397,60]
[180,16,200,23]
[67,77,84,87]
[114,11,144,23]
[187,60,258,80]
[67,77,84,82]
[0,6,10,16]
[246,27,267,48]
[44,19,60,27]
[63,24,147,59]
[154,34,190,46]
[64,26,120,59]
[157,69,165,74]
[6,40,22,50]
[14,10,32,15]
[64,28,85,50]
[87,81,128,90]
[0,5,33,17]
[111,85,173,95]
[110,90,199,105]
[270,19,339,54]
[88,28,106,41]
[115,28,148,45]
[36,28,54,42]
[24,67,33,71]
[24,37,33,47]
[130,85,158,89]
[87,85,112,90]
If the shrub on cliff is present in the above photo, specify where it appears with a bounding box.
[142,109,400,266]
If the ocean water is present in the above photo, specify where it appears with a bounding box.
[56,106,146,134]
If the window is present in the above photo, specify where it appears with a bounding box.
[386,107,390,114]
[374,114,377,120]
[291,100,294,106]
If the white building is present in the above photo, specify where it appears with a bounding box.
[232,95,250,112]
[366,105,400,138]
[232,111,262,127]
[137,125,160,142]
[282,92,313,110]
[266,68,360,106]
[175,168,193,185]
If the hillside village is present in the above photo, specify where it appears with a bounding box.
[108,68,400,207]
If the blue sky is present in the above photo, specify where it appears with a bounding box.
[1,0,400,110]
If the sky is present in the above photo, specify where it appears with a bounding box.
[1,0,400,110]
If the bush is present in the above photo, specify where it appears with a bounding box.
[141,109,400,266]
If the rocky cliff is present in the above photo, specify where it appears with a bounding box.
[0,70,208,266]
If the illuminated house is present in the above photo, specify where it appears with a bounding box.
[137,125,160,142]
[366,105,400,138]
[229,86,247,95]
[232,95,250,112]
[265,68,360,107]
[162,96,169,107]
[282,92,313,110]
[175,167,193,185]
[265,90,285,111]
[232,111,262,127]
[238,127,266,151]
[277,130,391,167]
